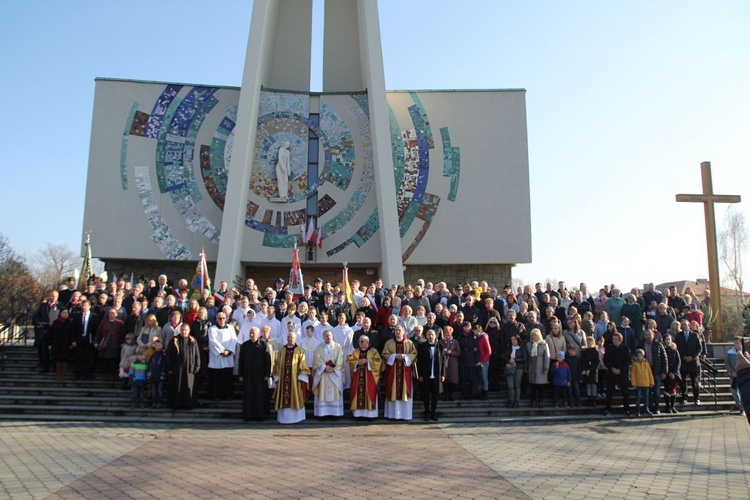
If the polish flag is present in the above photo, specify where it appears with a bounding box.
[306,219,316,245]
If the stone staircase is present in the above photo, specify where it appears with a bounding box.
[0,344,735,424]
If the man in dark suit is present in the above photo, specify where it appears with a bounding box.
[354,318,381,354]
[32,290,63,373]
[318,292,339,320]
[675,319,702,405]
[336,291,355,325]
[122,282,145,313]
[58,277,78,306]
[603,332,632,416]
[157,295,178,328]
[71,299,100,380]
[147,274,173,301]
[417,329,446,421]
[379,314,399,354]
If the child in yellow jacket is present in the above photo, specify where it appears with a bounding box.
[631,349,655,417]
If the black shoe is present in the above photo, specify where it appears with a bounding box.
[625,410,632,417]
[431,413,438,421]
[603,410,611,416]
[423,412,430,422]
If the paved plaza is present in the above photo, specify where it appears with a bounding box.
[0,415,747,499]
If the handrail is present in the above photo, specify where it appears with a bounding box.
[700,356,719,411]
[0,310,32,369]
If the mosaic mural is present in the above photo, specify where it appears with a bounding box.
[119,87,461,260]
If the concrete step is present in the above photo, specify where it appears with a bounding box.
[0,378,735,404]
[0,345,735,425]
[0,403,734,424]
[0,392,735,411]
[1,386,130,398]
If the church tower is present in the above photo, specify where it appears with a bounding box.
[216,0,404,286]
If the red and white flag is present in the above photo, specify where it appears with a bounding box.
[306,219,316,245]
[289,245,304,298]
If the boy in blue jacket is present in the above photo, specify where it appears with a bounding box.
[129,348,148,409]
[147,339,166,409]
[550,351,571,408]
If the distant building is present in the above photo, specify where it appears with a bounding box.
[655,279,745,299]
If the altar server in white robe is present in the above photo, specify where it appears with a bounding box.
[314,312,334,344]
[280,304,302,336]
[298,324,320,390]
[332,312,355,386]
[207,314,238,400]
[260,305,283,344]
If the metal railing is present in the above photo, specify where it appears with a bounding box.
[700,356,719,411]
[0,310,32,369]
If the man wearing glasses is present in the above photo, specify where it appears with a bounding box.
[349,336,382,419]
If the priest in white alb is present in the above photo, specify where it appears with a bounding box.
[312,330,345,417]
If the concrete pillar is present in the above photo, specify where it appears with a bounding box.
[355,0,404,286]
[216,0,312,285]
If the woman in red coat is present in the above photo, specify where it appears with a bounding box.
[94,308,124,381]
[475,324,492,400]
[374,296,393,329]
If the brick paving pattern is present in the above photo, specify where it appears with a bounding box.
[448,416,750,499]
[0,416,747,499]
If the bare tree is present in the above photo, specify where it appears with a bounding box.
[719,206,748,337]
[32,243,79,293]
[719,206,747,300]
[0,234,41,323]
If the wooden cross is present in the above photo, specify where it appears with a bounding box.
[676,161,741,337]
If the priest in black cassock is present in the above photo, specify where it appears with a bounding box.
[239,326,272,420]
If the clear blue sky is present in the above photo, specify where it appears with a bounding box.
[2,0,749,291]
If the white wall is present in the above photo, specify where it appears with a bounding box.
[84,79,530,265]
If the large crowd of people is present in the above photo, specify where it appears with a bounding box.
[31,275,750,424]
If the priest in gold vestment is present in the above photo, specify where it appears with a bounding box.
[381,325,418,420]
[349,334,382,419]
[273,331,311,424]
